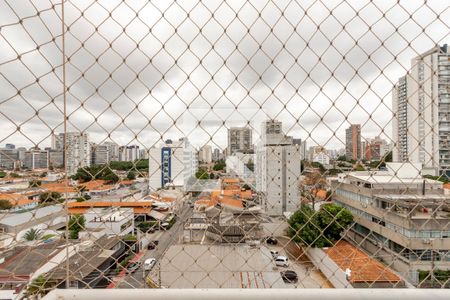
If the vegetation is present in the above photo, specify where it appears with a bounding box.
[23,228,42,241]
[40,172,47,178]
[311,161,326,173]
[26,275,58,296]
[0,171,6,178]
[9,172,20,178]
[424,175,449,184]
[0,199,13,210]
[72,165,119,183]
[29,179,42,187]
[354,164,365,171]
[242,184,252,190]
[212,159,226,171]
[123,234,137,241]
[116,253,134,274]
[195,167,210,179]
[68,215,85,239]
[109,159,148,171]
[39,192,63,204]
[137,221,158,232]
[288,203,353,247]
[419,269,450,287]
[126,171,136,180]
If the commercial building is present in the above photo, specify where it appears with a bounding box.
[52,132,91,176]
[256,120,301,216]
[198,145,212,163]
[212,148,222,162]
[227,126,253,155]
[363,136,391,161]
[91,143,109,165]
[330,163,450,285]
[392,44,450,175]
[84,208,134,236]
[148,138,198,191]
[345,124,361,161]
[0,146,19,169]
[23,148,48,170]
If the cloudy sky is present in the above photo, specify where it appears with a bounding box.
[0,0,449,151]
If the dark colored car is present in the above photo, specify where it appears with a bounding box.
[281,270,298,283]
[127,262,141,273]
[266,237,278,245]
[147,242,156,250]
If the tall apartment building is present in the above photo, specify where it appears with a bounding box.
[198,145,212,163]
[212,148,222,161]
[345,124,361,161]
[256,120,301,216]
[392,44,450,175]
[52,132,90,175]
[119,145,140,162]
[91,143,109,165]
[148,138,198,191]
[23,148,48,170]
[227,126,253,155]
[0,146,18,169]
[103,141,119,162]
[331,163,450,285]
[363,136,391,161]
[47,149,64,169]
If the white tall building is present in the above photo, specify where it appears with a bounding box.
[119,145,140,161]
[309,146,330,166]
[91,143,109,165]
[198,145,212,163]
[256,120,301,216]
[103,141,119,162]
[392,44,450,175]
[149,138,198,191]
[52,132,90,175]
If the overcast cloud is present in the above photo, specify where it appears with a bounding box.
[0,0,449,151]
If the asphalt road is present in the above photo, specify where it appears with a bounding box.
[117,200,193,288]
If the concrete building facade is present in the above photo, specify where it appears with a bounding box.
[346,124,361,161]
[227,126,253,155]
[392,44,450,175]
[331,163,450,285]
[23,149,48,170]
[256,120,301,216]
[149,138,198,191]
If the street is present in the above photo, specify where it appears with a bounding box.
[116,200,193,288]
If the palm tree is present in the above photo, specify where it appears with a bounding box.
[23,228,42,241]
[26,275,58,296]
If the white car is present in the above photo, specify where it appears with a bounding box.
[144,258,156,271]
[275,255,289,267]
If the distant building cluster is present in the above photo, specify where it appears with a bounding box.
[0,133,147,175]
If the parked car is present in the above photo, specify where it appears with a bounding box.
[147,242,156,250]
[266,237,278,245]
[281,270,298,283]
[126,262,141,273]
[275,255,289,267]
[270,250,279,258]
[144,258,156,271]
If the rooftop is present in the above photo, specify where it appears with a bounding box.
[325,241,401,284]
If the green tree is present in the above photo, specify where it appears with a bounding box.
[195,167,209,179]
[288,203,353,248]
[68,215,85,239]
[126,171,136,180]
[72,165,119,183]
[9,172,20,178]
[213,160,226,171]
[39,192,62,204]
[23,228,42,241]
[0,199,12,210]
[287,205,324,247]
[26,275,58,296]
[317,203,354,243]
[0,171,6,178]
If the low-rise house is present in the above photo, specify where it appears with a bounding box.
[84,208,134,236]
